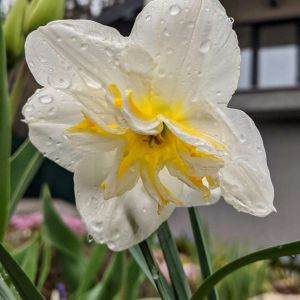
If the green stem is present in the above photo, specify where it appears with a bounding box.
[139,240,175,300]
[188,208,219,300]
[157,222,191,300]
[10,61,27,120]
[0,16,11,241]
[192,240,300,300]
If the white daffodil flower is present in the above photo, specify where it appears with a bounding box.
[23,0,275,251]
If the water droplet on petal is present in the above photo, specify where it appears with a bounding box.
[24,105,34,112]
[105,47,114,57]
[199,41,211,53]
[39,95,53,104]
[164,29,171,37]
[169,4,182,16]
[87,234,94,243]
[229,17,235,24]
[239,134,246,143]
[80,43,88,50]
[145,15,152,21]
[142,207,147,213]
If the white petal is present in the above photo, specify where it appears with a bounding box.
[22,87,83,172]
[217,108,275,217]
[26,20,127,92]
[26,21,155,97]
[74,154,175,251]
[131,0,240,105]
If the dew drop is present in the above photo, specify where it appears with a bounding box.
[216,91,222,97]
[108,241,116,250]
[24,105,34,112]
[142,207,147,213]
[239,134,246,143]
[257,146,263,153]
[199,41,211,53]
[39,95,53,104]
[105,47,114,57]
[229,17,235,24]
[163,29,171,37]
[80,43,88,50]
[87,234,94,243]
[28,61,34,68]
[145,15,152,21]
[169,4,182,16]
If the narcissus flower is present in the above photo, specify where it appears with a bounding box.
[23,0,275,251]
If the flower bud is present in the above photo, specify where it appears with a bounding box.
[24,0,65,34]
[3,0,28,59]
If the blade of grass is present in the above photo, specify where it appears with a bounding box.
[0,243,44,300]
[9,139,43,216]
[0,13,11,241]
[139,240,175,300]
[188,208,219,300]
[192,240,300,300]
[157,222,191,300]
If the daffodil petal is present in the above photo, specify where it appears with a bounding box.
[217,108,275,217]
[25,20,128,92]
[74,154,175,251]
[131,0,240,105]
[22,87,83,172]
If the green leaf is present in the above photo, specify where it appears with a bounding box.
[19,237,39,282]
[42,185,84,290]
[37,240,52,290]
[122,258,143,300]
[189,208,219,300]
[192,240,300,300]
[9,139,43,216]
[42,185,81,259]
[129,245,155,286]
[0,243,44,300]
[0,15,11,242]
[0,278,17,300]
[139,240,175,300]
[157,222,191,300]
[72,244,107,298]
[96,253,124,300]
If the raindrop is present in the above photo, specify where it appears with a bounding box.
[39,95,53,104]
[105,47,114,57]
[229,17,235,24]
[108,241,116,250]
[142,207,147,213]
[257,146,263,153]
[39,56,47,63]
[205,6,210,12]
[48,76,71,89]
[24,105,34,112]
[163,29,171,37]
[169,4,182,16]
[80,43,88,50]
[28,61,34,68]
[199,41,211,53]
[239,134,246,143]
[145,15,152,21]
[56,36,62,42]
[216,91,222,97]
[87,234,94,243]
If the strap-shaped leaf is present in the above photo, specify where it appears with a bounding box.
[157,222,191,300]
[0,243,44,300]
[192,240,300,299]
[10,139,43,216]
[72,245,107,298]
[42,185,84,290]
[0,16,11,241]
[189,208,219,300]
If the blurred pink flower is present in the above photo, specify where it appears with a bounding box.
[11,212,86,235]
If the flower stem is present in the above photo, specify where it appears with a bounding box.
[188,208,219,300]
[157,222,192,300]
[0,17,11,241]
[139,240,175,300]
